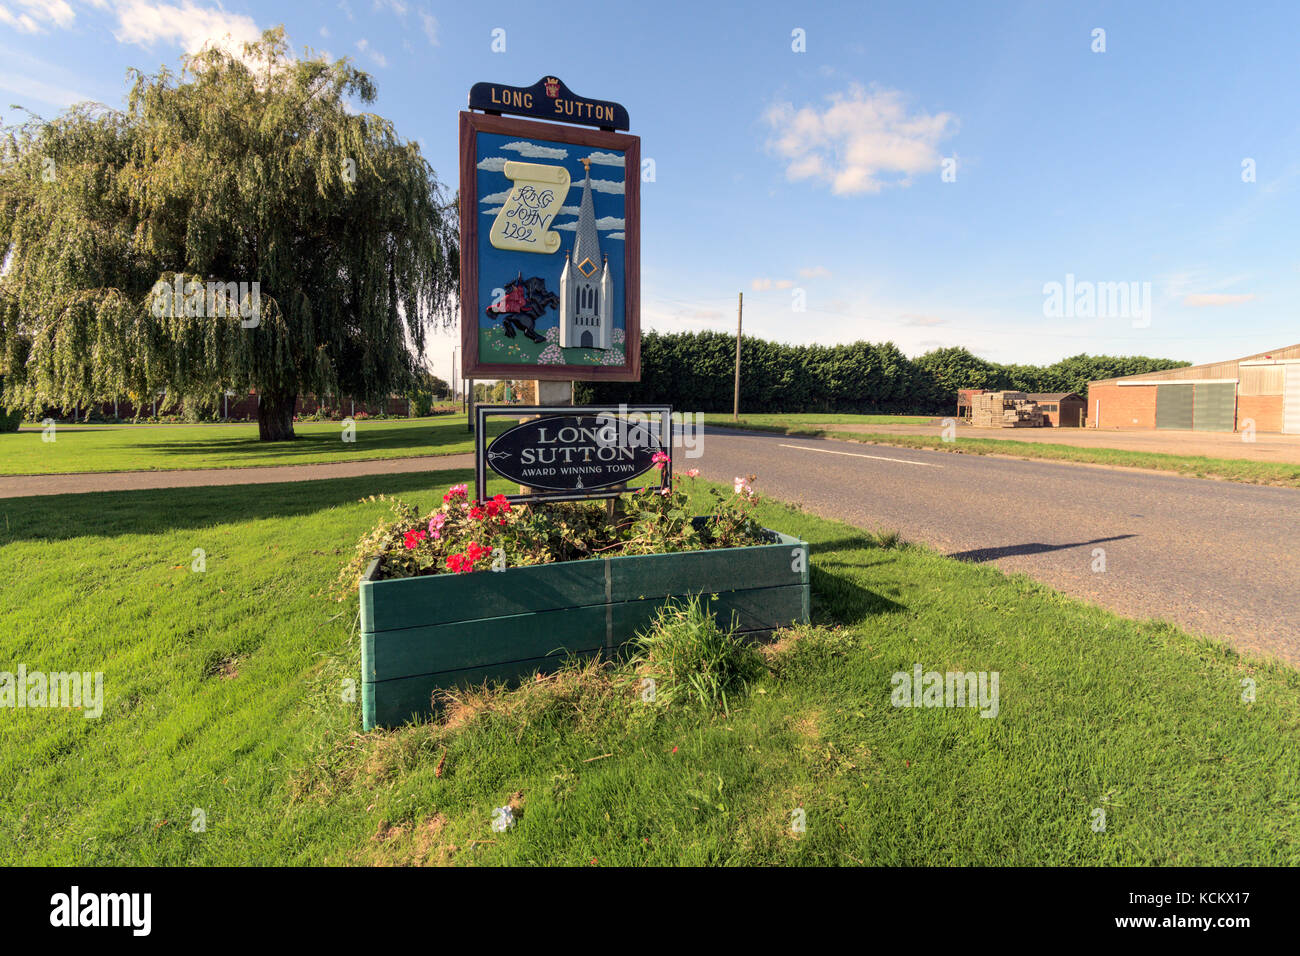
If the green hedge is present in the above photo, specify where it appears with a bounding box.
[577,333,1188,414]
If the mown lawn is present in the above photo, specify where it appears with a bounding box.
[0,471,1296,864]
[0,414,509,475]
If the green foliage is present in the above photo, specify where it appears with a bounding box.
[627,596,766,715]
[407,369,450,416]
[0,375,20,431]
[577,333,1189,414]
[335,474,769,596]
[0,27,457,439]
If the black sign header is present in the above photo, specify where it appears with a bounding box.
[468,76,630,130]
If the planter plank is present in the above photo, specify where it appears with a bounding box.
[360,529,809,729]
[363,584,807,683]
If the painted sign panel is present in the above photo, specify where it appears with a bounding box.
[468,76,630,131]
[474,405,670,504]
[460,110,640,381]
[486,414,661,491]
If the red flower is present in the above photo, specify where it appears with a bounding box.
[403,529,428,550]
[492,494,512,513]
[446,553,466,573]
[469,504,487,521]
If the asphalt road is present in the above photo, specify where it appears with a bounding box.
[681,426,1300,664]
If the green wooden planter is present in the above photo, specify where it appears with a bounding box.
[360,529,809,729]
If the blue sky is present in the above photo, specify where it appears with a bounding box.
[3,0,1298,385]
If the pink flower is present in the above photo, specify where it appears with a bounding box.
[686,468,699,478]
[429,513,446,534]
[651,451,670,472]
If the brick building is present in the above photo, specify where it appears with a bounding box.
[1087,343,1300,433]
[1025,393,1086,427]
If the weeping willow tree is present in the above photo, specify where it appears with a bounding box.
[0,27,457,440]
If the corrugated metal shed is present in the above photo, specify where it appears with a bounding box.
[1025,392,1084,402]
[1090,343,1300,385]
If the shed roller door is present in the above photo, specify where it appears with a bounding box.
[1155,384,1194,429]
[1286,366,1300,435]
[1193,382,1236,432]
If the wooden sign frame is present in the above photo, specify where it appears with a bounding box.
[459,111,641,382]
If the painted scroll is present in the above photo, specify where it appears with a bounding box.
[488,161,570,254]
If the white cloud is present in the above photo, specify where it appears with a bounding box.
[479,189,512,204]
[606,232,624,240]
[798,266,832,278]
[586,177,623,194]
[0,0,75,33]
[372,0,407,14]
[420,11,437,46]
[111,1,262,57]
[476,156,507,172]
[501,140,567,159]
[764,84,957,195]
[583,150,622,166]
[553,216,623,232]
[480,206,503,215]
[356,38,386,67]
[752,278,795,291]
[1183,293,1255,307]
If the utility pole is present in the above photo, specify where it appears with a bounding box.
[732,291,743,421]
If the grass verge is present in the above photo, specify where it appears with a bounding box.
[713,420,1300,488]
[0,471,1296,864]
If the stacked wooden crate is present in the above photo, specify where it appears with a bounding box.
[971,391,1044,427]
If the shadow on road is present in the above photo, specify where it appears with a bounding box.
[947,534,1136,564]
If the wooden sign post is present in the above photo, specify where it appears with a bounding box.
[459,76,643,506]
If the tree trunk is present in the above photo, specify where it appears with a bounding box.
[257,388,297,441]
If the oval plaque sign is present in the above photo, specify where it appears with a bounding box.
[485,414,662,492]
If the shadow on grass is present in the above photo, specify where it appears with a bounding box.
[803,532,908,625]
[0,469,476,544]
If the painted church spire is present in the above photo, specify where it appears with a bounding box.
[572,157,602,277]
